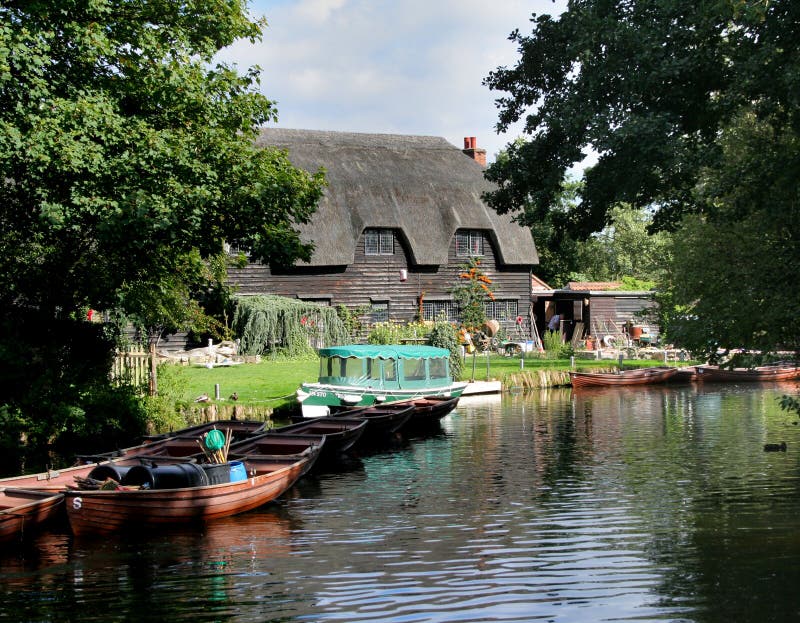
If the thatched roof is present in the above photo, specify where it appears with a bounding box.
[256,129,538,267]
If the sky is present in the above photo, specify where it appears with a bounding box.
[216,0,568,164]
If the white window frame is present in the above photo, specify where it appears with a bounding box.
[455,230,484,257]
[365,229,394,255]
[422,300,459,322]
[484,299,519,321]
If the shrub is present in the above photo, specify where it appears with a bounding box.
[142,363,188,434]
[427,314,463,380]
[543,330,565,359]
[367,321,431,345]
[232,295,349,357]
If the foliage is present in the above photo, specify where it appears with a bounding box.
[0,308,120,473]
[779,395,800,419]
[617,277,656,292]
[571,204,671,285]
[485,0,800,374]
[232,296,349,358]
[662,112,800,359]
[542,329,567,359]
[450,257,495,330]
[520,171,585,287]
[335,304,373,341]
[0,2,325,463]
[499,164,670,289]
[367,321,431,345]
[483,0,799,236]
[142,363,189,435]
[427,314,463,380]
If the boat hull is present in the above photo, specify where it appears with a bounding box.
[271,418,367,458]
[358,396,460,430]
[297,381,468,417]
[569,367,679,388]
[334,404,415,440]
[0,489,64,544]
[696,365,800,382]
[64,456,312,536]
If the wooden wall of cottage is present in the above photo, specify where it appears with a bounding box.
[227,229,533,339]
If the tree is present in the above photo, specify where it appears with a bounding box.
[573,204,671,285]
[524,172,584,287]
[661,111,800,359]
[0,1,325,471]
[483,0,800,236]
[483,0,800,359]
[450,257,495,331]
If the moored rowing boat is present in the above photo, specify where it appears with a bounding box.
[569,366,679,388]
[64,454,316,536]
[0,488,64,544]
[695,364,800,382]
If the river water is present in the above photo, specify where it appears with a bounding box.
[2,382,800,623]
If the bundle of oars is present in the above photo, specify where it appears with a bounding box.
[196,427,232,464]
[71,476,130,491]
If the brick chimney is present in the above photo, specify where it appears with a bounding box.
[462,136,487,166]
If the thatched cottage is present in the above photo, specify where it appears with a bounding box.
[227,129,539,335]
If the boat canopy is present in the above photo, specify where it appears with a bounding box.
[317,345,450,360]
[316,344,452,389]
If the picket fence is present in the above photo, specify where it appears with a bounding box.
[112,348,151,389]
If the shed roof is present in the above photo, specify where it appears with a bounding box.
[566,281,623,291]
[256,128,538,267]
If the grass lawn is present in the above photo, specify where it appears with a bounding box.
[174,354,664,408]
[176,359,318,406]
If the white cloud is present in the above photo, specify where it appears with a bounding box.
[218,0,568,162]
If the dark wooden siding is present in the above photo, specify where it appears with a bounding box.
[588,295,659,340]
[227,229,532,336]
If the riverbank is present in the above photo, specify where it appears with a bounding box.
[173,355,676,424]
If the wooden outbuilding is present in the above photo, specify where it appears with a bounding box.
[227,129,539,336]
[532,281,660,348]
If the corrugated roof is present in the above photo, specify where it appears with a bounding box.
[256,128,538,267]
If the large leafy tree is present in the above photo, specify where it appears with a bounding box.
[0,0,324,470]
[664,111,800,359]
[484,0,800,357]
[483,0,799,235]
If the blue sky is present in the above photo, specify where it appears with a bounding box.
[216,0,567,163]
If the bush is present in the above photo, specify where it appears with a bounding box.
[367,321,430,345]
[232,295,349,357]
[142,363,188,434]
[543,329,567,359]
[427,315,462,380]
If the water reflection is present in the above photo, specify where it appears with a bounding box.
[2,383,800,622]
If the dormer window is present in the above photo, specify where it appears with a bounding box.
[365,229,394,255]
[455,230,484,256]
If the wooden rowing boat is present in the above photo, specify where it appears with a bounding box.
[695,364,800,382]
[140,419,267,442]
[0,420,268,491]
[569,366,679,388]
[0,488,64,544]
[356,396,460,430]
[335,404,415,438]
[64,454,316,536]
[271,417,367,459]
[227,433,325,462]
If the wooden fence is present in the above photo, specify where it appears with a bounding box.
[112,348,151,389]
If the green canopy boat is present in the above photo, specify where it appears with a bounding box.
[296,345,468,418]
